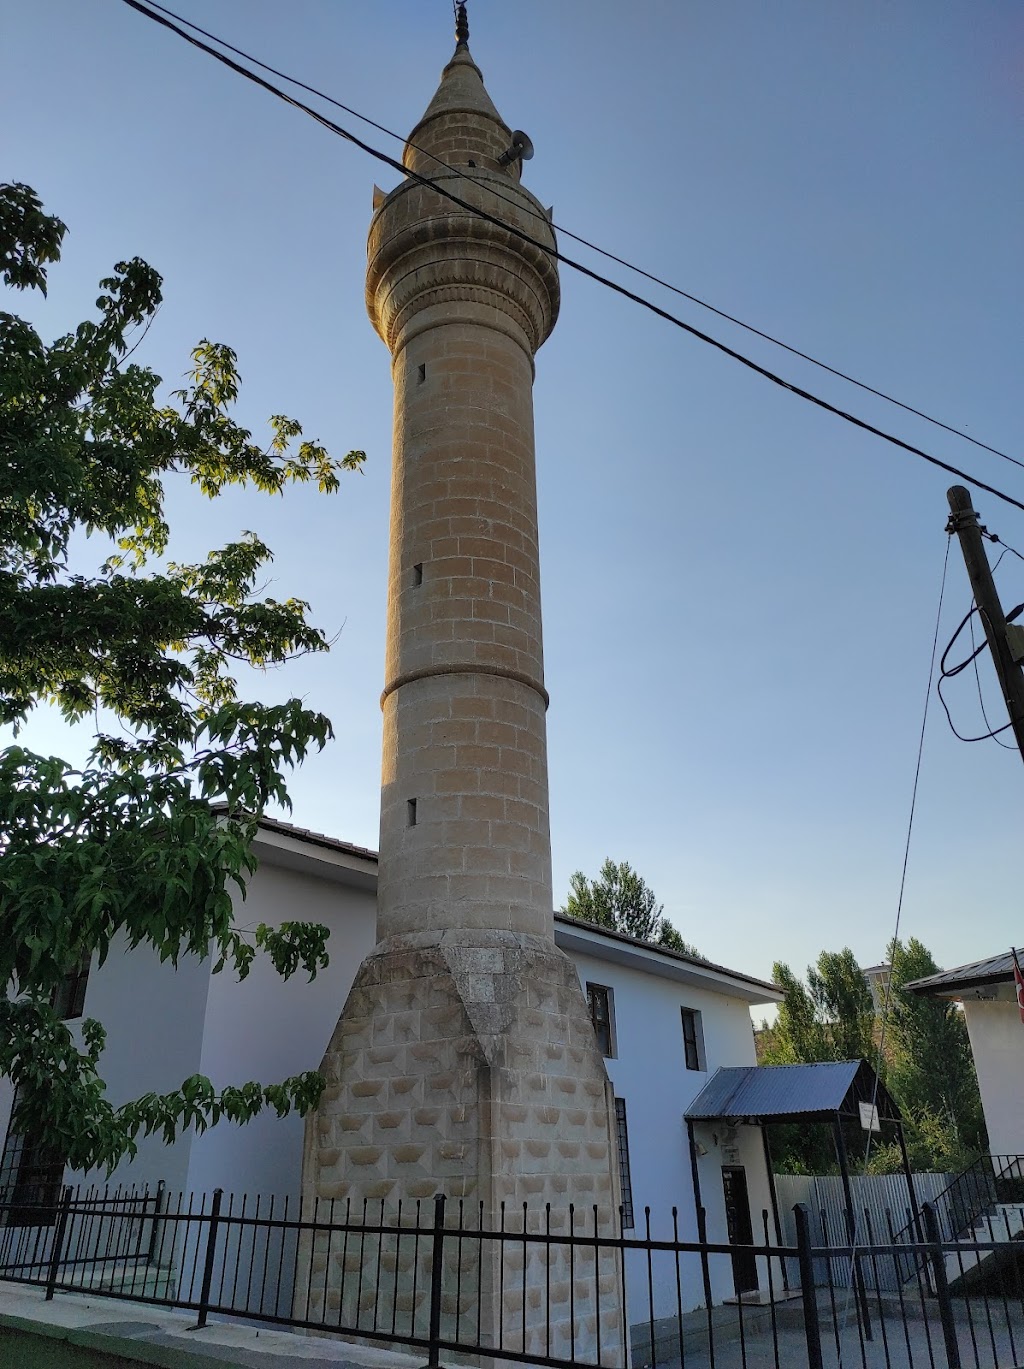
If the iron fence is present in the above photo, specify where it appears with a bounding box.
[2,1186,1024,1369]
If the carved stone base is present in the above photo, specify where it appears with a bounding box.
[299,930,624,1362]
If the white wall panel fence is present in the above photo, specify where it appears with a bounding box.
[775,1172,953,1290]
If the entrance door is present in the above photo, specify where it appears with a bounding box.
[721,1165,758,1295]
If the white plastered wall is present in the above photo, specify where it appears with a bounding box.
[185,855,377,1199]
[963,999,1024,1156]
[68,935,212,1195]
[568,948,775,1315]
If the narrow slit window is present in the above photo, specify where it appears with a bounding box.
[407,798,417,827]
[413,563,423,586]
[417,363,426,384]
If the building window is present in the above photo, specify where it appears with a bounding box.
[51,953,90,1021]
[586,982,615,1058]
[681,1007,703,1071]
[0,1092,65,1226]
[614,1097,634,1230]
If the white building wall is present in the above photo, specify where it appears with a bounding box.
[71,933,213,1195]
[963,999,1024,1156]
[186,858,377,1199]
[569,948,775,1314]
[3,838,779,1318]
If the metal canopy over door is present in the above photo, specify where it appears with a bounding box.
[721,1164,758,1295]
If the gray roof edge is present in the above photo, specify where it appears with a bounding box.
[905,952,1017,996]
[553,915,782,997]
[684,1060,868,1121]
[209,811,781,994]
[210,805,380,865]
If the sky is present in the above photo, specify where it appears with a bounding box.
[4,0,1023,992]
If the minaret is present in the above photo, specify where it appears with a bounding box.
[304,11,622,1356]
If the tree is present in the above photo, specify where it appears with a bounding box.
[759,939,986,1175]
[0,184,365,1173]
[881,937,986,1162]
[561,859,702,957]
[761,948,875,1067]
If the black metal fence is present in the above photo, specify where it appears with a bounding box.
[3,1186,1024,1369]
[891,1157,1024,1247]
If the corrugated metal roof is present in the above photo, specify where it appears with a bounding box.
[906,952,1016,996]
[685,1061,900,1123]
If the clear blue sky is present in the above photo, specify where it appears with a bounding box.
[5,0,1022,989]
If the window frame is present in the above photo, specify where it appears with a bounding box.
[0,1091,65,1227]
[51,953,91,1021]
[614,1097,635,1230]
[586,981,616,1058]
[680,1006,705,1072]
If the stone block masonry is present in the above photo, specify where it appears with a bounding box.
[303,930,622,1360]
[302,29,624,1362]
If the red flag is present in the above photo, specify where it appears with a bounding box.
[1012,948,1024,1026]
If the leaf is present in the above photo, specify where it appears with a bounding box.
[0,181,361,1174]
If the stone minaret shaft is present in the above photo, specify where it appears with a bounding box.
[371,52,557,942]
[304,30,622,1359]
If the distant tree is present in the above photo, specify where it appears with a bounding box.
[562,859,702,957]
[883,937,986,1157]
[762,948,875,1066]
[759,938,986,1175]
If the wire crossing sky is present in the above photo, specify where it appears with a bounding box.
[4,0,1022,986]
[122,0,1024,514]
[135,0,1024,474]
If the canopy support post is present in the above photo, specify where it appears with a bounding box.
[834,1118,872,1340]
[761,1124,789,1290]
[895,1119,922,1238]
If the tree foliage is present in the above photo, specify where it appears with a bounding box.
[868,937,986,1172]
[562,859,702,957]
[0,184,365,1172]
[762,949,875,1067]
[760,939,985,1175]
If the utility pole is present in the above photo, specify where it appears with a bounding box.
[946,484,1024,764]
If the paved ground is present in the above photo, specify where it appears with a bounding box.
[0,1280,426,1369]
[5,1276,1024,1369]
[631,1297,1024,1369]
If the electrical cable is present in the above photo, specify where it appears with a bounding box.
[136,0,1023,474]
[969,603,1017,749]
[989,534,1024,566]
[834,535,950,1368]
[936,546,1024,744]
[119,0,1024,517]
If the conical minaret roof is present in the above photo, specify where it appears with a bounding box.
[403,30,519,180]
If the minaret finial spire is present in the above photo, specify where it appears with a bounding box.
[454,1,469,47]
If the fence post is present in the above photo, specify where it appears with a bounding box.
[193,1188,223,1331]
[426,1192,447,1368]
[147,1180,165,1264]
[696,1203,714,1315]
[44,1186,73,1301]
[794,1204,823,1369]
[923,1201,961,1369]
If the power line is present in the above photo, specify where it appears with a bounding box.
[120,0,1024,517]
[136,0,1022,475]
[936,553,1024,745]
[969,602,1018,750]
